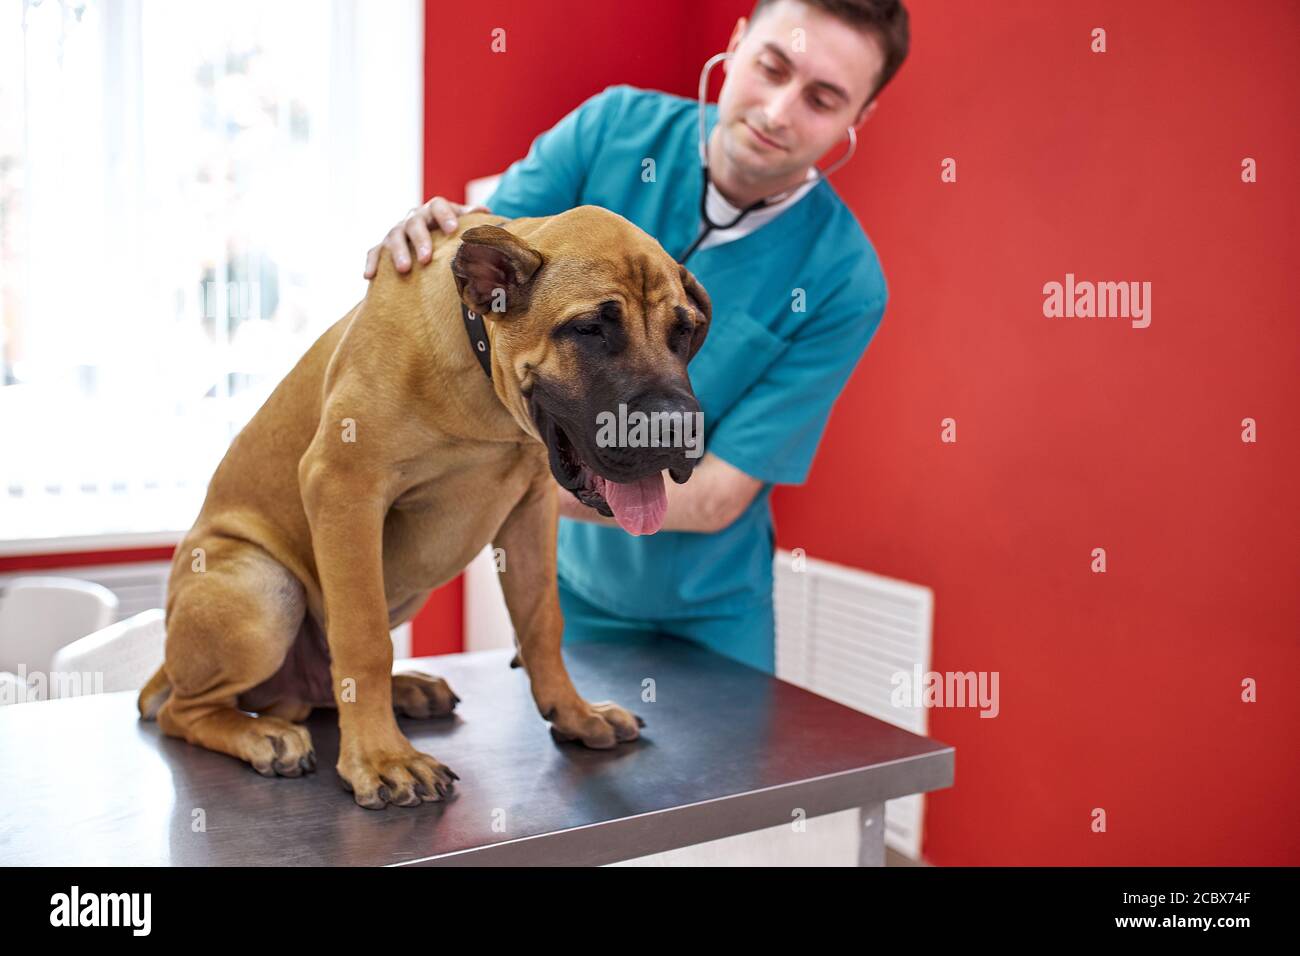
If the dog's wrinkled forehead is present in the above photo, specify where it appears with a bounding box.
[525,208,680,309]
[544,252,676,309]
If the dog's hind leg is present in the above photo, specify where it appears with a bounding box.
[391,672,459,718]
[257,698,315,722]
[155,535,317,777]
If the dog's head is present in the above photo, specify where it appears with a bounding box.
[450,205,711,536]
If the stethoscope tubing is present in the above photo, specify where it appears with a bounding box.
[681,50,858,264]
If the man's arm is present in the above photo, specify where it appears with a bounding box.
[553,452,762,533]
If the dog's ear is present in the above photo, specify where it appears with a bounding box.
[450,225,544,319]
[678,263,712,361]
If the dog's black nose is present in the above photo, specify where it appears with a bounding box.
[587,384,705,483]
[623,386,703,482]
[626,386,700,422]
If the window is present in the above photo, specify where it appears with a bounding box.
[0,0,422,547]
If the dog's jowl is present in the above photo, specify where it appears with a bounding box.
[137,206,711,809]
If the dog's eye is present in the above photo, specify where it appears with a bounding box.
[669,315,694,354]
[573,322,603,336]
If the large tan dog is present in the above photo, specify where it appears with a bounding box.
[137,206,711,809]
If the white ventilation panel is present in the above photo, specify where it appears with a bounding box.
[774,549,935,861]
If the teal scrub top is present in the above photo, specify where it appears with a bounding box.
[485,84,888,620]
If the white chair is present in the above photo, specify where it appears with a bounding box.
[48,608,167,698]
[38,607,413,700]
[0,577,120,688]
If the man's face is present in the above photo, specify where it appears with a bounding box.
[716,0,885,183]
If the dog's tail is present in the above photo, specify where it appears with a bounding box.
[137,665,172,721]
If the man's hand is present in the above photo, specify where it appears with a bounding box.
[553,453,763,534]
[363,196,491,279]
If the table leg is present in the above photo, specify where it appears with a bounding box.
[858,801,886,866]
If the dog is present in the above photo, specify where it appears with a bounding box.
[136,205,711,809]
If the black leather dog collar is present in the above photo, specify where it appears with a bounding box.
[460,301,493,380]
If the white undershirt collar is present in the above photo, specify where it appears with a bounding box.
[694,165,820,253]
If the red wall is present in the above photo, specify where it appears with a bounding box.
[422,0,1300,865]
[0,547,175,574]
[772,0,1299,866]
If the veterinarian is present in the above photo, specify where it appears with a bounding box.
[365,0,909,674]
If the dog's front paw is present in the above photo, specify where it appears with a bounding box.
[337,736,459,810]
[546,699,644,749]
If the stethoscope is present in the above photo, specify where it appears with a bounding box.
[678,50,859,265]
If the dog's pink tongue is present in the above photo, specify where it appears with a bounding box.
[598,471,667,536]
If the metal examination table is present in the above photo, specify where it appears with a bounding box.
[0,638,954,866]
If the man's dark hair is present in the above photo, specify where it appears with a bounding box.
[749,0,910,110]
